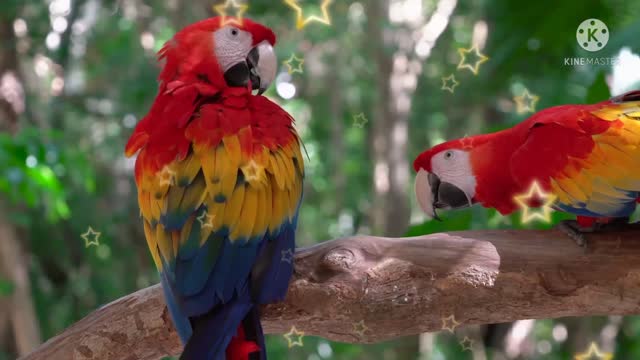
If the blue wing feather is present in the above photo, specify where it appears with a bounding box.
[251,223,297,304]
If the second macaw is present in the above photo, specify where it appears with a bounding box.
[413,90,640,244]
[125,17,304,359]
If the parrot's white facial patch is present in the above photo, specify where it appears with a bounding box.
[431,149,476,201]
[213,26,253,72]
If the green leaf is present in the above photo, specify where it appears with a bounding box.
[585,70,611,104]
[405,209,474,236]
[26,165,61,192]
[54,198,71,219]
[0,279,15,297]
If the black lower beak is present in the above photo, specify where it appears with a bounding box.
[247,47,265,95]
[250,70,263,94]
[437,182,471,209]
[428,173,443,221]
[223,62,250,87]
[223,47,263,92]
[428,173,470,220]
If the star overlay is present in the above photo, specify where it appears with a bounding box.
[513,180,557,224]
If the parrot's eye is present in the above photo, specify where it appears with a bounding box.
[444,150,454,159]
[230,28,239,36]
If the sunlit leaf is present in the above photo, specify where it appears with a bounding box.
[54,198,71,219]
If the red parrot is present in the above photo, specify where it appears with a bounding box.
[124,17,305,360]
[413,90,640,245]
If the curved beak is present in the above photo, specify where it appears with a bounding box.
[414,169,472,221]
[247,41,277,95]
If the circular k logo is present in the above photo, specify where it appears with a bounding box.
[576,18,609,52]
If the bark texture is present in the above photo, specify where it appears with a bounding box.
[22,228,640,360]
[0,207,42,355]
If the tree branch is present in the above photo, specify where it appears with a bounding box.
[22,228,640,360]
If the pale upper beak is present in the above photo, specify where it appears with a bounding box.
[415,169,438,220]
[247,41,276,95]
[414,169,473,220]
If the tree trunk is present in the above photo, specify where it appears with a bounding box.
[329,49,346,214]
[0,12,42,357]
[0,207,42,356]
[0,13,22,133]
[367,0,457,356]
[367,0,409,237]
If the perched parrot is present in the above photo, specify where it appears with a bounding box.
[413,90,640,245]
[124,17,304,360]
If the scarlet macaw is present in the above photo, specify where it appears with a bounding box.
[413,90,640,245]
[125,17,304,360]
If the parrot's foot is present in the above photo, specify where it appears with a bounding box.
[556,220,600,247]
[557,218,636,247]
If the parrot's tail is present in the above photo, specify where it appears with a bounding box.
[227,307,266,360]
[179,301,266,360]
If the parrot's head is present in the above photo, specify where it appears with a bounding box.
[412,140,477,220]
[159,17,277,94]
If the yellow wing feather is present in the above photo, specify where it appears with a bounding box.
[550,105,640,213]
[143,220,161,268]
[232,185,258,240]
[137,120,304,274]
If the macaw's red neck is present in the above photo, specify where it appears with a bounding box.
[469,128,528,215]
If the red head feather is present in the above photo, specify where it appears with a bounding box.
[124,17,276,162]
[157,17,276,87]
[412,133,497,173]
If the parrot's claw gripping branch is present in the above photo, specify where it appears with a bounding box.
[556,220,592,247]
[556,219,640,248]
[22,228,640,360]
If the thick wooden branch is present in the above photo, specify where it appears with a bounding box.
[22,228,640,360]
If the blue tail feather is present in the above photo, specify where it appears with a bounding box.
[242,307,266,360]
[180,284,253,360]
[160,272,192,344]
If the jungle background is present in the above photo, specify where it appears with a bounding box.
[1,0,640,359]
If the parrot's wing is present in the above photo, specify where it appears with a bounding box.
[510,95,640,217]
[131,86,304,341]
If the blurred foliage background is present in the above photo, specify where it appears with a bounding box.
[1,0,640,359]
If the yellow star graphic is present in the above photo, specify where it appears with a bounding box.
[353,320,369,337]
[158,165,176,186]
[574,342,613,360]
[513,180,557,224]
[197,211,215,229]
[284,0,333,30]
[241,160,265,184]
[283,326,305,348]
[460,336,474,351]
[441,314,461,333]
[459,135,474,149]
[213,0,249,26]
[281,248,294,263]
[441,74,459,93]
[514,89,540,114]
[353,113,368,128]
[81,226,101,248]
[283,53,304,75]
[457,45,489,75]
